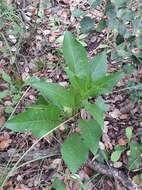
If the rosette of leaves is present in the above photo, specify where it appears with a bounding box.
[5,32,124,173]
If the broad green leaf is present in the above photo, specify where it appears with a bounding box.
[89,71,124,96]
[28,77,75,110]
[111,150,123,162]
[0,90,9,101]
[91,51,107,80]
[61,134,89,173]
[80,17,95,33]
[63,31,90,79]
[86,103,103,127]
[66,69,91,100]
[125,127,133,141]
[52,178,66,190]
[2,71,12,84]
[79,120,102,155]
[84,97,109,128]
[95,97,109,112]
[111,145,125,162]
[5,104,61,138]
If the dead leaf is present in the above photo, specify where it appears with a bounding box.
[4,180,13,189]
[50,158,62,169]
[0,116,5,128]
[15,184,30,190]
[0,139,12,150]
[0,134,12,150]
[113,161,123,168]
[119,114,128,120]
[48,32,60,43]
[109,109,121,118]
[120,102,134,113]
[103,134,113,150]
[118,138,128,146]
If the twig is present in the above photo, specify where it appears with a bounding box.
[0,147,141,190]
[0,147,59,162]
[88,161,141,190]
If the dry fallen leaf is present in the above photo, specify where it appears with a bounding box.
[50,158,62,169]
[4,180,13,189]
[118,138,128,146]
[120,102,134,114]
[0,134,12,150]
[119,114,128,120]
[109,109,121,119]
[113,161,123,168]
[48,32,60,43]
[103,134,113,150]
[15,184,30,190]
[0,116,5,128]
[0,139,12,150]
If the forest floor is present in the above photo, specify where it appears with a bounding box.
[0,0,142,190]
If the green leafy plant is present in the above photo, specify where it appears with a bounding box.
[5,32,124,173]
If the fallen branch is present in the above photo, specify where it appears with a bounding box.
[88,162,141,190]
[0,147,59,162]
[0,149,141,190]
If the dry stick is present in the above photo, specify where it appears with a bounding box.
[1,113,79,188]
[1,148,141,190]
[111,84,142,94]
[88,162,141,190]
[0,147,59,162]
